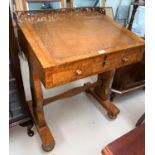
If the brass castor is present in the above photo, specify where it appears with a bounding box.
[42,142,55,152]
[107,113,117,119]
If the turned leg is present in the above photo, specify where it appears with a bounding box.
[95,70,120,118]
[87,70,120,119]
[29,70,55,152]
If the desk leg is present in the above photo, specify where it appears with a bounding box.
[88,70,120,119]
[29,70,55,152]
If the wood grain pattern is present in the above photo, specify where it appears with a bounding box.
[27,50,55,151]
[92,70,120,118]
[18,8,144,88]
[70,0,74,8]
[17,8,145,152]
[9,7,33,130]
[112,61,145,92]
[19,14,143,65]
[28,101,55,152]
[49,47,144,87]
[110,0,145,95]
[22,0,27,11]
[43,82,100,105]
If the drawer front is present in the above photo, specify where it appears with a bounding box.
[46,48,144,88]
[52,56,106,87]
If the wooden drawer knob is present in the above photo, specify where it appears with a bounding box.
[76,69,82,75]
[122,57,129,64]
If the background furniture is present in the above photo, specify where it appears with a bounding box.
[128,0,145,31]
[9,7,34,136]
[14,0,106,10]
[110,0,145,100]
[13,0,66,11]
[102,123,145,155]
[26,0,66,9]
[111,59,145,100]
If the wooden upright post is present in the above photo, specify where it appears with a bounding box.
[100,0,106,7]
[22,0,27,11]
[87,70,120,119]
[61,0,66,8]
[70,0,74,8]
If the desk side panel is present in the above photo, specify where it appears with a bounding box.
[18,29,47,87]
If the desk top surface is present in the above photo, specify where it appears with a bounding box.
[18,8,144,69]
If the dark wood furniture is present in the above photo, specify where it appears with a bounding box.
[102,123,145,155]
[111,59,145,98]
[128,0,145,31]
[16,7,144,151]
[110,1,145,100]
[9,8,34,136]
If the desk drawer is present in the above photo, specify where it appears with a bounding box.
[46,48,144,88]
[52,56,106,87]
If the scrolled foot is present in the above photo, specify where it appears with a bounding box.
[42,142,55,152]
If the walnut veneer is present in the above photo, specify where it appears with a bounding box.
[17,7,144,151]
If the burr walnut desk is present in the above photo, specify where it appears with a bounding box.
[17,8,144,152]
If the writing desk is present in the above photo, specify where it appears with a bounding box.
[17,8,144,151]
